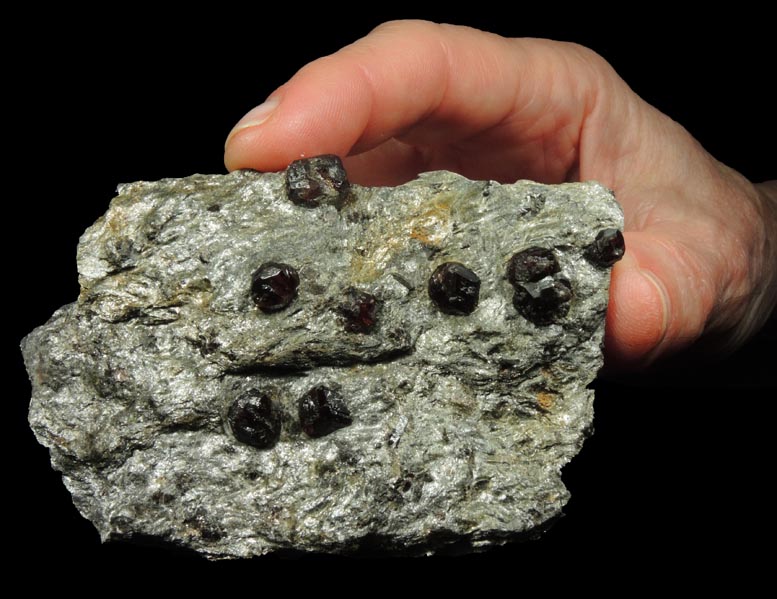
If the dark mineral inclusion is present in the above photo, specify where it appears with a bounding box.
[508,248,574,326]
[22,156,624,558]
[428,262,481,316]
[338,287,379,333]
[228,390,282,449]
[250,261,300,313]
[299,385,353,438]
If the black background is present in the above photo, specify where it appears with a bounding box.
[10,8,774,581]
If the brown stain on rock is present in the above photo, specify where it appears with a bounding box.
[537,392,555,411]
[349,193,454,283]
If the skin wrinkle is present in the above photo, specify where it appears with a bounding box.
[459,32,530,122]
[347,59,382,152]
[432,28,455,125]
[498,43,585,181]
[712,227,750,316]
[705,176,773,344]
[756,182,777,325]
[574,53,632,186]
[636,266,671,365]
[624,193,659,231]
[500,111,580,183]
[414,143,437,174]
[652,163,760,339]
[553,43,596,121]
[622,108,674,186]
[650,233,716,338]
[351,26,451,151]
[437,46,540,170]
[401,33,502,145]
[551,121,581,181]
[613,109,647,186]
[564,55,599,181]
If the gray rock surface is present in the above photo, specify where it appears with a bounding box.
[22,162,623,558]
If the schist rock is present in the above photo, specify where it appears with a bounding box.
[22,160,624,559]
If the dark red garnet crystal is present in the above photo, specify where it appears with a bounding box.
[512,278,573,326]
[227,390,281,449]
[338,288,378,333]
[299,386,352,438]
[428,262,481,315]
[507,247,572,325]
[286,154,351,208]
[584,228,625,267]
[251,262,299,312]
[506,247,560,284]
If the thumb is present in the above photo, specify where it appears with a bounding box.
[605,231,714,370]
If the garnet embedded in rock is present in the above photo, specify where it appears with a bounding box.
[338,288,378,333]
[286,155,351,208]
[584,228,625,267]
[507,247,560,284]
[251,262,299,312]
[299,386,352,438]
[513,278,573,326]
[428,262,481,315]
[227,390,281,449]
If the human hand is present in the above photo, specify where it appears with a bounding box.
[224,20,777,371]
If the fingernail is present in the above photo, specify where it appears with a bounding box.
[225,97,280,147]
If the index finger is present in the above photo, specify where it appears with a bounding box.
[224,20,605,184]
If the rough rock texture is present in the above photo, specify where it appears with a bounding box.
[22,162,623,558]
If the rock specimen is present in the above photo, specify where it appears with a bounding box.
[22,156,624,558]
